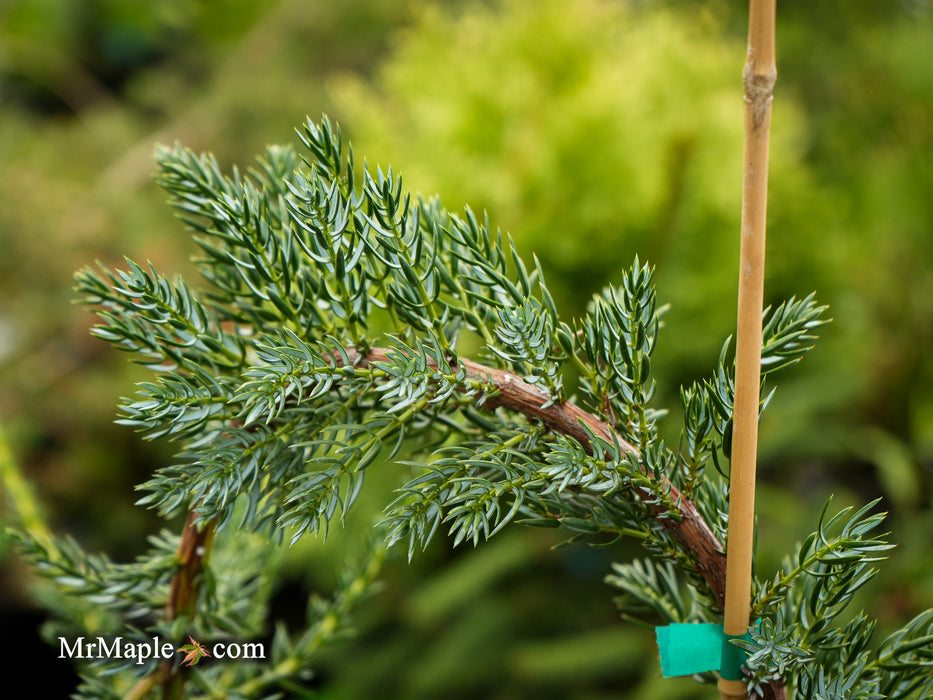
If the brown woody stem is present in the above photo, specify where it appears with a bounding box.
[165,510,217,621]
[346,347,729,608]
[126,509,217,700]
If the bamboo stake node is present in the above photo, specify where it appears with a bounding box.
[743,62,776,129]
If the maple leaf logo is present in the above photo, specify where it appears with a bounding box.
[177,635,211,667]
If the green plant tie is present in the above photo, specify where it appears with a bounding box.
[655,623,752,680]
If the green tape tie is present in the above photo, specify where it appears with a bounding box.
[655,623,753,680]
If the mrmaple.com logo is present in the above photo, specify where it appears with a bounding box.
[59,635,266,666]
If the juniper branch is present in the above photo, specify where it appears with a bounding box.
[332,345,730,609]
[59,117,843,699]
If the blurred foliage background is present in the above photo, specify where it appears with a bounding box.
[0,0,931,697]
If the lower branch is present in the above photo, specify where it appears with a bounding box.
[128,509,217,700]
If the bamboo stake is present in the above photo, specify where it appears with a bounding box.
[719,1,776,698]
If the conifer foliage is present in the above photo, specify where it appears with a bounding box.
[14,118,933,698]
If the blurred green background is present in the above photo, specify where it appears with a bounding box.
[0,0,931,697]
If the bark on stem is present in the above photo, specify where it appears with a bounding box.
[162,511,217,699]
[457,354,732,609]
[345,347,730,609]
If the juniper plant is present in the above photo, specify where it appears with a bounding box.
[11,117,933,699]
